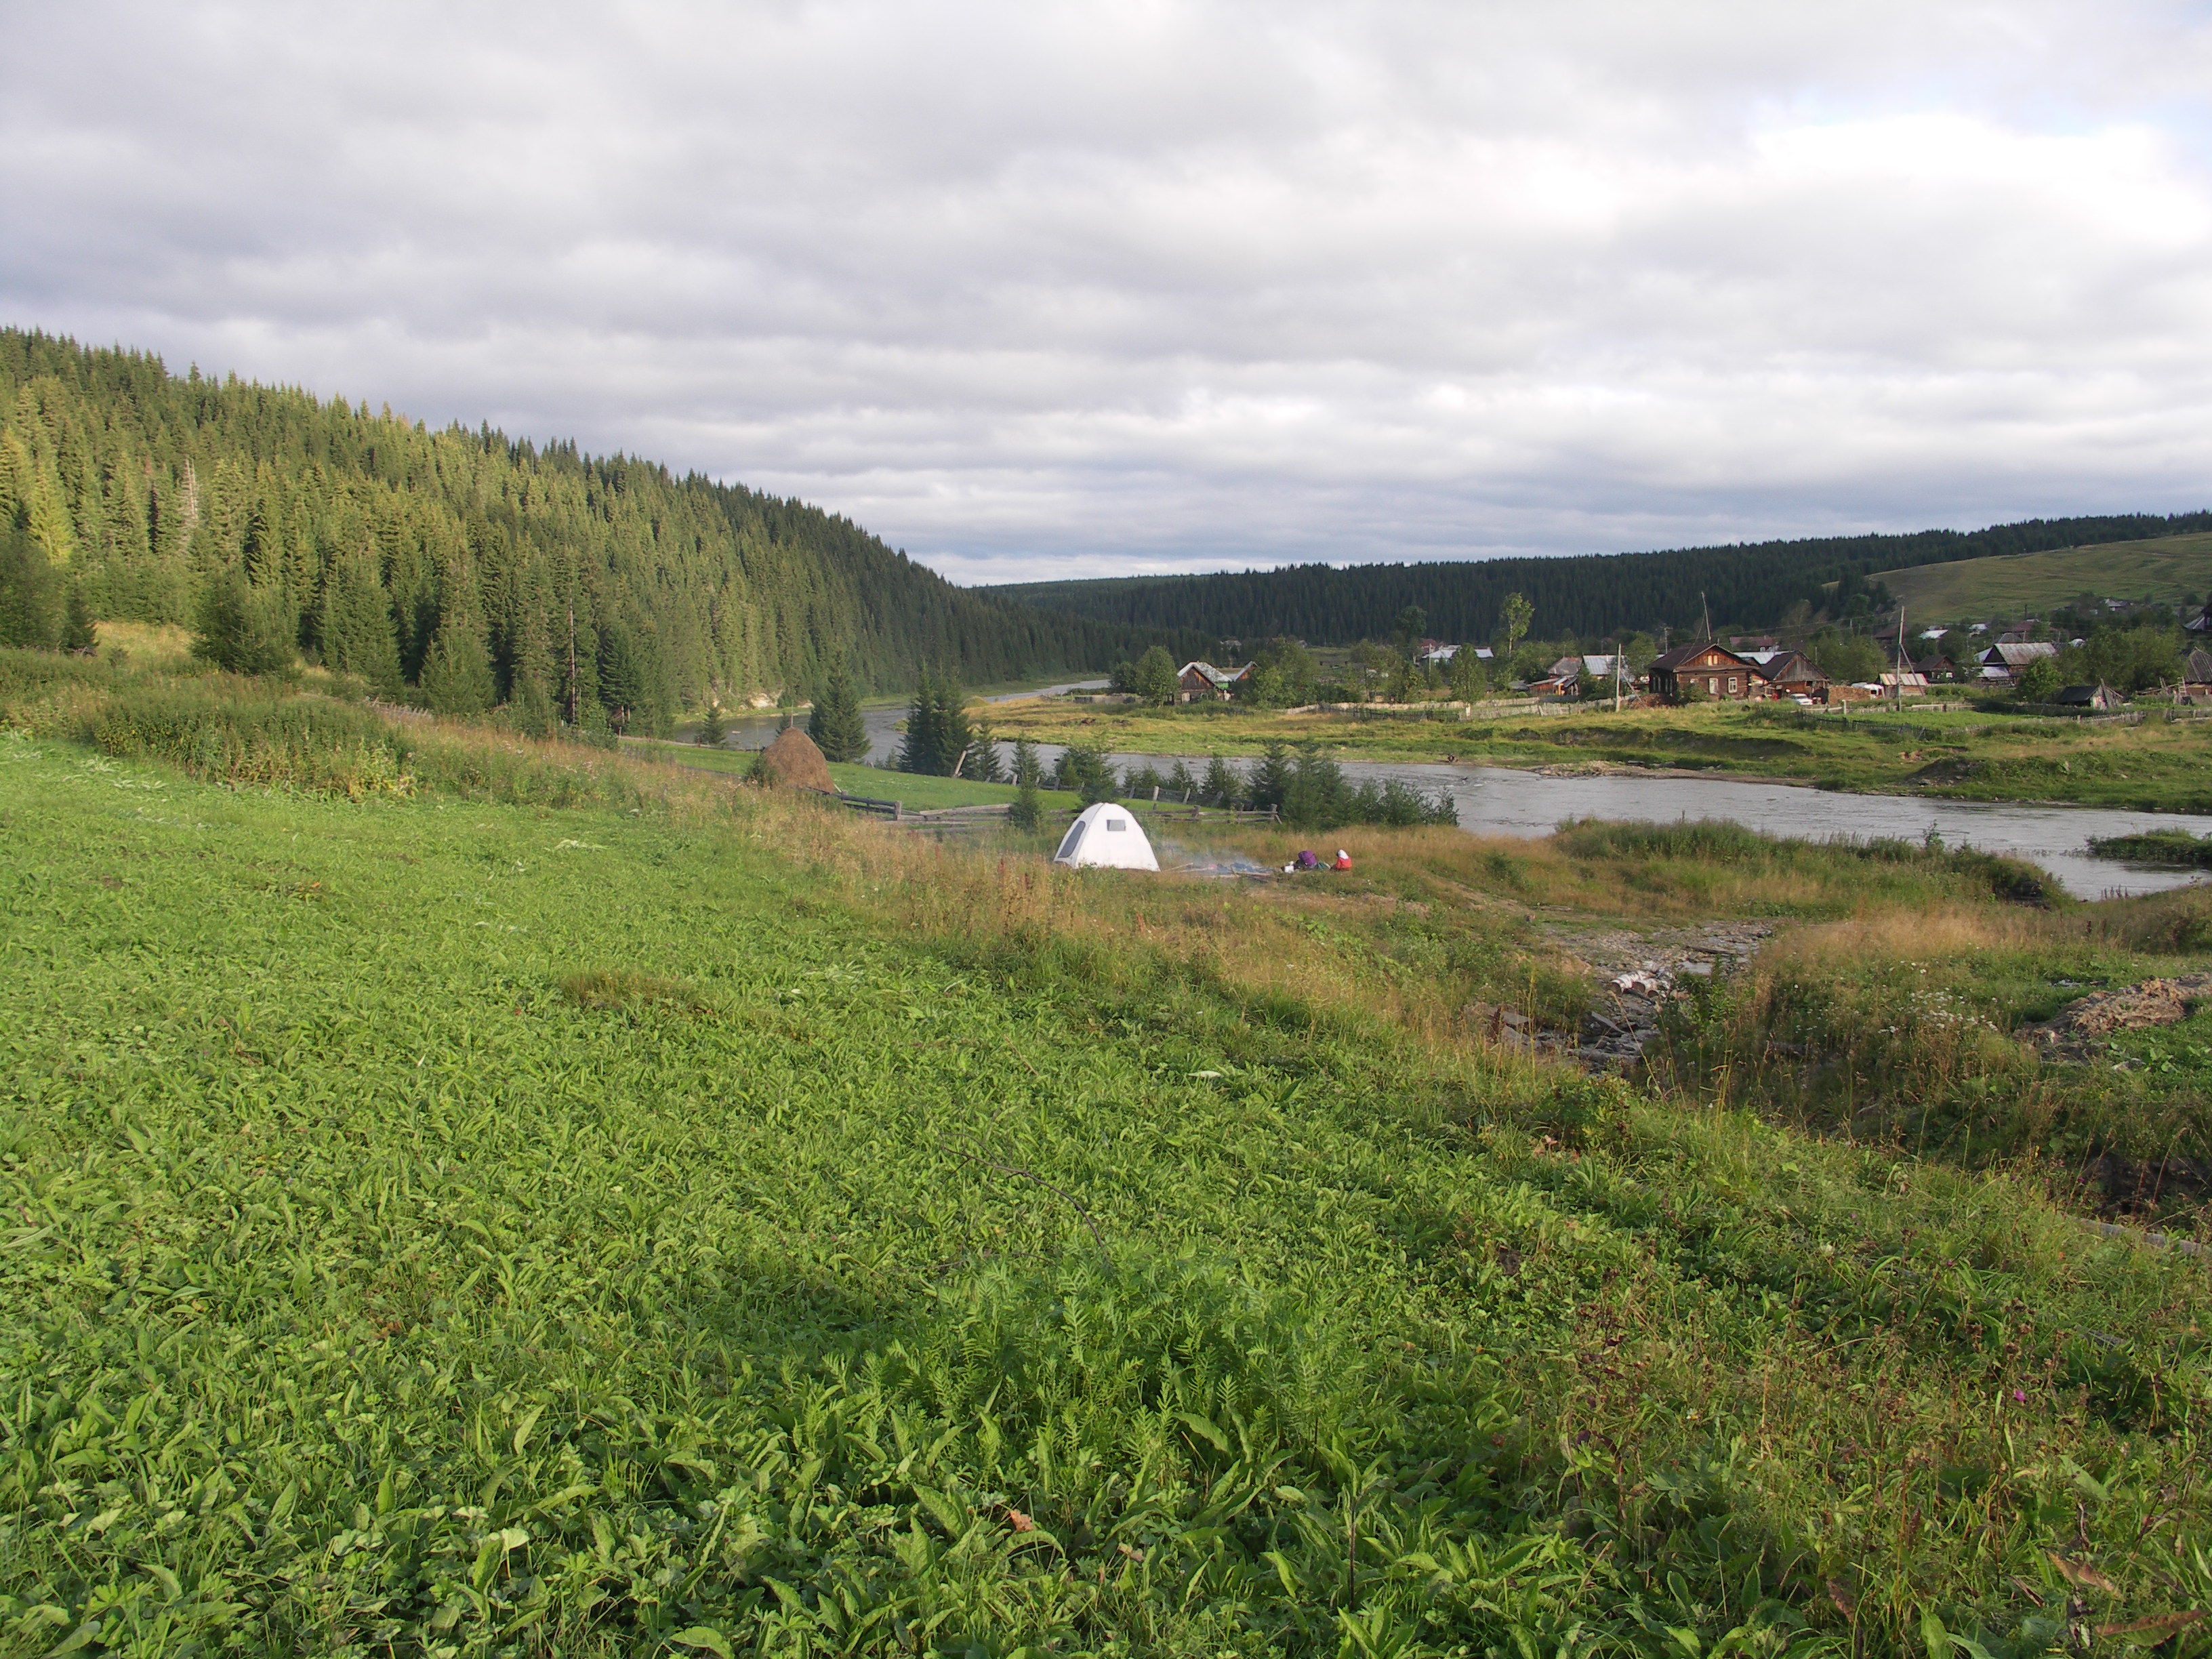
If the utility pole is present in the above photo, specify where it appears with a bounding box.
[1701,592,1712,644]
[1614,648,1622,713]
[567,597,578,728]
[1894,602,1906,710]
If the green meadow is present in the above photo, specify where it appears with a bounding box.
[3,662,2212,1657]
[1877,535,2212,621]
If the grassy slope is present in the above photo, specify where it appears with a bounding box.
[1877,533,2212,619]
[4,726,2212,1655]
[985,697,2212,811]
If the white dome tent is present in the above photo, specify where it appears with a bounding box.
[1051,802,1159,871]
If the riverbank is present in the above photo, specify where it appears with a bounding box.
[981,695,2212,810]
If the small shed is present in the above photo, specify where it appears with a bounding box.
[1052,802,1160,871]
[2053,682,2123,712]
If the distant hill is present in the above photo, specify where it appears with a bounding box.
[0,329,1200,730]
[989,513,2212,647]
[1875,533,2212,621]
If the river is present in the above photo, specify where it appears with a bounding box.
[714,704,2205,899]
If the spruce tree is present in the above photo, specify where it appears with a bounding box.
[897,668,941,775]
[191,567,296,675]
[60,583,93,652]
[0,527,59,648]
[808,662,868,761]
[966,716,1004,783]
[320,549,402,693]
[699,699,728,747]
[937,676,975,776]
[1248,743,1294,813]
[420,609,497,716]
[1203,752,1240,805]
[1011,737,1042,788]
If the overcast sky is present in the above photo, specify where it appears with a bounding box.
[5,2,2210,583]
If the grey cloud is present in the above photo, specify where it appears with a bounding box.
[4,1,2209,583]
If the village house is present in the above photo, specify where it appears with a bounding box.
[1978,640,2058,684]
[1878,670,1931,697]
[1649,642,1759,701]
[1748,650,1829,698]
[1175,661,1250,701]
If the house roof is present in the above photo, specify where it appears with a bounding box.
[1757,651,1828,682]
[1650,642,1752,672]
[1983,641,2059,667]
[1178,661,1246,687]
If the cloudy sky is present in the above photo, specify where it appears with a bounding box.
[5,1,2210,583]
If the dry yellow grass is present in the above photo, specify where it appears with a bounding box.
[91,619,194,669]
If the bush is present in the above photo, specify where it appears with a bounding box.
[94,681,411,798]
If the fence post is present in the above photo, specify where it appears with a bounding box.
[895,800,903,822]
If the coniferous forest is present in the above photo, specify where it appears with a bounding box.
[994,512,2212,645]
[0,330,1200,731]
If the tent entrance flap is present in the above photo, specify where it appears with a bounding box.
[1055,821,1087,861]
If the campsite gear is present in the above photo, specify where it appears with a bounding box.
[1052,802,1160,871]
[1294,849,1320,871]
[1334,849,1352,870]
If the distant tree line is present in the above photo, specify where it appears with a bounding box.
[0,329,1202,733]
[990,514,2212,649]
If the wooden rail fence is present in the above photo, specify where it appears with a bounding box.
[834,794,1279,832]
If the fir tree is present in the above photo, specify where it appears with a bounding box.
[420,609,497,716]
[966,716,1004,783]
[897,668,943,775]
[698,699,728,747]
[0,525,58,648]
[1203,752,1240,805]
[190,567,296,675]
[897,668,973,776]
[936,674,975,777]
[808,661,869,761]
[319,548,402,693]
[1248,743,1294,813]
[1011,737,1042,788]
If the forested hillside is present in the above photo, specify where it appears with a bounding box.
[993,512,2212,646]
[0,329,1195,730]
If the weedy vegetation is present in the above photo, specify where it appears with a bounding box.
[3,649,2211,1658]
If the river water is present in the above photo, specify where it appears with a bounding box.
[716,702,2205,900]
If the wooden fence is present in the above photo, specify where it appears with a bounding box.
[835,794,1279,832]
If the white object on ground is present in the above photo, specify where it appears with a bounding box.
[1052,802,1160,871]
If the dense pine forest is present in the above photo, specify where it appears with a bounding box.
[0,329,1197,731]
[993,512,2212,646]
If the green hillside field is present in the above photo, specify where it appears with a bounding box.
[6,647,2212,1654]
[1877,532,2212,621]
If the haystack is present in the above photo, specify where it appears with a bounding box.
[752,726,836,792]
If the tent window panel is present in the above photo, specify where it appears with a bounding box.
[1105,819,1126,832]
[1056,823,1086,859]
